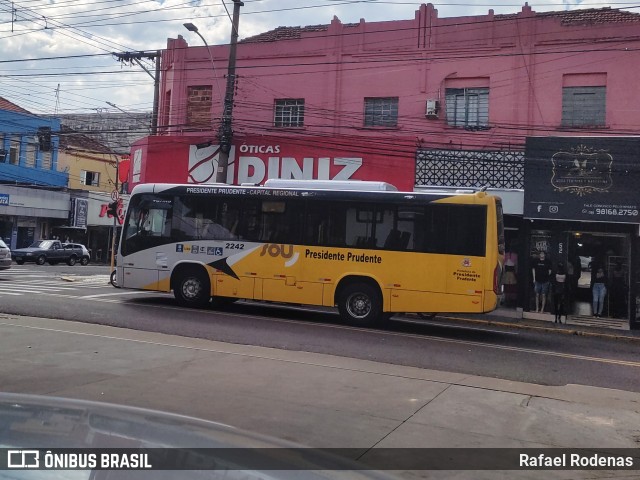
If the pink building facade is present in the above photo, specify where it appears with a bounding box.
[131,3,640,328]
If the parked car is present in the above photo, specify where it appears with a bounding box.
[0,239,11,270]
[12,240,89,266]
[62,242,91,266]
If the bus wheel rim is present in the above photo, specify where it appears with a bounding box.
[182,278,201,299]
[346,292,370,319]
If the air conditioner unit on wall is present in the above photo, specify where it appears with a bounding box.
[425,99,439,118]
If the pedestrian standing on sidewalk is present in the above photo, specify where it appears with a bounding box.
[591,266,607,318]
[553,263,567,324]
[532,251,552,313]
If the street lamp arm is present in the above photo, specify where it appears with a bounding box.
[183,23,222,107]
[184,1,243,184]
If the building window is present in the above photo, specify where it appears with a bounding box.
[81,170,100,187]
[9,136,20,165]
[445,88,489,128]
[186,85,212,130]
[562,86,605,127]
[364,97,398,127]
[42,151,52,170]
[25,143,36,167]
[274,99,305,127]
[161,90,171,132]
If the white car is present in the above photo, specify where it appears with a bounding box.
[0,239,10,270]
[62,243,91,266]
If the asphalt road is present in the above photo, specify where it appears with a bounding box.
[1,263,639,392]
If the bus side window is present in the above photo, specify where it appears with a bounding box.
[448,205,486,256]
[399,231,411,249]
[171,196,199,241]
[423,205,448,254]
[346,206,376,247]
[305,201,346,247]
[396,207,422,252]
[316,221,326,244]
[218,199,242,240]
[383,229,402,249]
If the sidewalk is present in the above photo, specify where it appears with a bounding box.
[1,313,640,479]
[434,306,640,343]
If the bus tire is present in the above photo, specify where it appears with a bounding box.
[337,282,383,327]
[110,270,119,288]
[173,268,211,308]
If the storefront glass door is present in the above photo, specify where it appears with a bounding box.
[566,232,630,320]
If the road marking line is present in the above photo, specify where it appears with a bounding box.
[399,317,520,336]
[1,283,78,289]
[1,288,78,293]
[1,288,65,294]
[79,291,157,298]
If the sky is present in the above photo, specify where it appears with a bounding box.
[0,0,628,116]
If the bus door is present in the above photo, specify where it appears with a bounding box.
[121,196,173,291]
[210,197,257,300]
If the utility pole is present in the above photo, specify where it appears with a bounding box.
[112,50,161,135]
[152,50,161,135]
[216,0,243,183]
[109,156,120,274]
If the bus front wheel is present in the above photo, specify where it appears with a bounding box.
[173,269,211,308]
[110,270,119,288]
[337,283,383,327]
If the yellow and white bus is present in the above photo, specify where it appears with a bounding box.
[115,180,504,326]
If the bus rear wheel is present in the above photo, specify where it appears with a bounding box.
[337,282,383,327]
[173,269,211,308]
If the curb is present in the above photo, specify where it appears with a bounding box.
[430,314,640,344]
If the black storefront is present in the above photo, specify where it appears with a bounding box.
[521,136,640,330]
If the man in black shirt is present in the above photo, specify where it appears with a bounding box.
[532,251,552,313]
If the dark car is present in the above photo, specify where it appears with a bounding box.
[12,240,90,266]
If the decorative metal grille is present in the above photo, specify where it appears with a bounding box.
[415,149,524,189]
